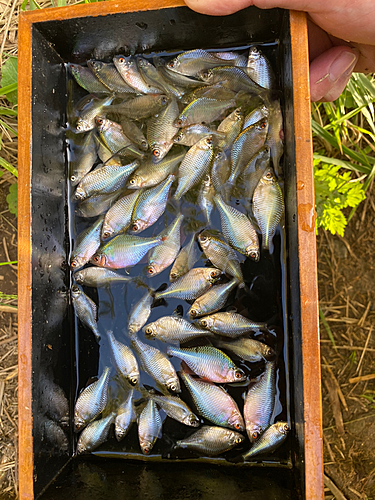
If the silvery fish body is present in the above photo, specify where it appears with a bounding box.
[211,150,231,193]
[131,336,181,393]
[243,104,269,130]
[130,174,175,233]
[199,66,264,94]
[76,412,115,454]
[128,288,154,335]
[147,98,180,161]
[168,346,245,384]
[214,194,259,260]
[217,108,244,151]
[75,190,123,219]
[108,94,169,121]
[169,234,201,282]
[127,150,185,189]
[91,234,162,269]
[242,421,289,460]
[167,49,235,77]
[239,146,270,203]
[76,95,114,132]
[107,330,139,386]
[244,361,276,442]
[69,131,97,186]
[174,426,244,456]
[174,135,214,200]
[214,337,275,363]
[74,367,111,431]
[71,285,100,342]
[69,63,109,94]
[155,267,221,301]
[95,117,133,154]
[138,399,162,455]
[188,278,238,319]
[101,190,140,240]
[198,174,215,224]
[143,315,212,343]
[195,311,266,337]
[70,216,103,269]
[176,97,236,129]
[180,371,244,431]
[137,57,184,97]
[74,161,139,201]
[119,117,148,151]
[147,214,184,276]
[173,124,220,147]
[74,267,132,287]
[247,46,275,90]
[115,391,136,441]
[198,230,244,286]
[146,393,200,427]
[265,98,284,174]
[113,55,162,94]
[212,51,247,67]
[253,167,284,250]
[88,60,137,93]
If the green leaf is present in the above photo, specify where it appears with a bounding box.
[6,183,17,215]
[0,107,17,116]
[0,157,18,177]
[0,57,18,104]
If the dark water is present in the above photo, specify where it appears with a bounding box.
[66,43,290,467]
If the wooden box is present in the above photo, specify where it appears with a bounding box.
[18,2,323,498]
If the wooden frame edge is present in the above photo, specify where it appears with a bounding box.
[18,0,185,23]
[290,10,324,499]
[18,14,34,500]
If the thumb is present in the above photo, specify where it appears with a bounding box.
[309,46,358,101]
[184,0,314,16]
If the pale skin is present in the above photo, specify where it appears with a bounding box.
[184,0,375,101]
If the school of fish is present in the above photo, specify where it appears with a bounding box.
[68,46,289,462]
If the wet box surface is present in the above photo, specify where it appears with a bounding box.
[18,2,323,499]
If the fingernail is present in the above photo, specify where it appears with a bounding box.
[329,51,358,82]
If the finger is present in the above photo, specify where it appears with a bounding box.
[309,46,358,102]
[184,0,323,16]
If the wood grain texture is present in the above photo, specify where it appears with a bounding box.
[18,13,34,500]
[290,10,324,500]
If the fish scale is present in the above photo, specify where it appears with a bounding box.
[147,98,180,160]
[253,167,284,250]
[244,361,276,442]
[131,336,180,393]
[115,391,136,441]
[144,392,200,427]
[168,345,245,383]
[69,63,110,94]
[214,194,259,260]
[167,49,233,76]
[88,60,137,93]
[138,399,162,454]
[247,46,275,90]
[196,311,266,337]
[131,174,175,233]
[107,330,139,386]
[143,315,212,343]
[155,267,221,301]
[188,278,238,319]
[107,94,169,121]
[74,267,132,287]
[114,55,162,94]
[214,337,275,363]
[180,371,244,431]
[74,367,111,431]
[169,234,201,282]
[147,214,184,276]
[242,422,289,460]
[128,288,154,335]
[71,285,100,342]
[76,95,114,133]
[199,66,264,94]
[174,426,244,456]
[176,97,236,128]
[91,233,162,269]
[101,190,140,240]
[77,413,116,454]
[70,216,103,269]
[198,174,215,224]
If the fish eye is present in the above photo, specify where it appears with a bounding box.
[201,71,209,79]
[130,377,138,386]
[234,110,242,119]
[215,151,223,160]
[170,384,177,392]
[153,148,161,158]
[283,424,289,432]
[70,175,76,182]
[92,255,100,263]
[235,371,243,379]
[72,285,79,292]
[118,57,126,64]
[252,431,259,440]
[145,327,153,335]
[96,117,104,125]
[141,140,148,149]
[170,272,177,279]
[235,437,242,444]
[234,423,241,430]
[200,235,207,242]
[249,251,258,260]
[129,178,136,185]
[210,270,217,278]
[260,120,268,129]
[266,171,272,179]
[190,309,198,318]
[174,134,182,142]
[70,260,78,268]
[161,96,168,104]
[143,447,150,454]
[131,223,139,232]
[200,320,207,327]
[175,119,183,127]
[76,124,82,131]
[148,267,155,275]
[205,136,213,146]
[103,231,111,239]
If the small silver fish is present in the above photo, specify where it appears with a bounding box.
[76,412,115,454]
[107,330,139,386]
[242,421,289,460]
[128,288,154,335]
[138,399,162,455]
[174,426,244,456]
[71,285,100,342]
[74,267,132,287]
[115,391,136,441]
[74,367,111,431]
[70,216,103,270]
[169,234,201,282]
[143,315,211,343]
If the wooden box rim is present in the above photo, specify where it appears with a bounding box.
[18,3,323,499]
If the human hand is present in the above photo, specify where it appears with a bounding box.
[184,0,375,101]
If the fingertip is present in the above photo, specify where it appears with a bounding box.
[310,46,359,102]
[184,0,255,16]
